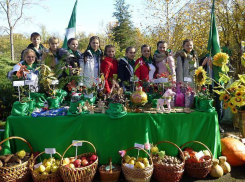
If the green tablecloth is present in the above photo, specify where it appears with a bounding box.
[2,111,221,164]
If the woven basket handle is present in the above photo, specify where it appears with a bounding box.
[153,140,185,163]
[125,147,153,164]
[61,140,97,160]
[180,141,213,159]
[0,136,33,154]
[33,151,62,162]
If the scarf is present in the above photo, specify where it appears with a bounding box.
[124,57,135,69]
[154,50,168,63]
[142,56,153,64]
[68,48,80,59]
[22,61,37,71]
[88,46,101,56]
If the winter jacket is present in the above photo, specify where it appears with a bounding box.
[175,50,198,88]
[100,56,118,94]
[79,50,102,88]
[118,57,135,91]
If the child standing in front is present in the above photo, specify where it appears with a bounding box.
[100,45,118,94]
[118,46,136,92]
[175,39,198,88]
[20,32,45,61]
[153,41,176,81]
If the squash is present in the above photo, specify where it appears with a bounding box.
[221,138,245,166]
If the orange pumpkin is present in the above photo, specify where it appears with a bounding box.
[221,138,245,166]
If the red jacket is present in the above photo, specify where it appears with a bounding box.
[100,56,118,94]
[135,57,149,85]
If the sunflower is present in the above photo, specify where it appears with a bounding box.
[237,85,245,90]
[231,107,238,114]
[230,97,245,107]
[223,102,228,109]
[222,94,230,102]
[213,52,229,67]
[228,101,235,108]
[235,91,242,97]
[219,94,224,101]
[194,66,207,86]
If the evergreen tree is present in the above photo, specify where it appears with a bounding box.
[112,0,136,51]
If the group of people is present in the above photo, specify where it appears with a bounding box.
[9,32,200,95]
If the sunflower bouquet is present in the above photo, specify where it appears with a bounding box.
[215,75,245,114]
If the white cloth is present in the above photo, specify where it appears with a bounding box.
[148,63,156,81]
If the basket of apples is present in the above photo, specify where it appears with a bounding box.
[150,141,185,182]
[59,140,98,182]
[0,136,33,182]
[180,141,212,179]
[30,151,62,182]
[120,147,153,182]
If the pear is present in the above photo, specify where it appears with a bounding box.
[42,172,49,175]
[128,159,135,165]
[46,161,52,167]
[55,159,60,166]
[130,157,136,161]
[137,157,143,162]
[45,166,51,173]
[42,159,47,166]
[33,168,40,174]
[51,165,59,173]
[143,158,149,163]
[39,165,46,173]
[63,158,70,165]
[138,162,145,169]
[124,156,131,163]
[151,146,159,154]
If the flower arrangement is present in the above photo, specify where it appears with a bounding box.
[216,74,245,113]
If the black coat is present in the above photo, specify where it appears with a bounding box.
[118,58,134,91]
[20,43,45,61]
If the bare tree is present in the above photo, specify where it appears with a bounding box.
[0,0,45,60]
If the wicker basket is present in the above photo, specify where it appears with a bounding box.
[180,141,213,179]
[121,147,153,182]
[151,141,185,182]
[99,163,121,182]
[0,136,33,182]
[59,140,98,182]
[30,151,62,182]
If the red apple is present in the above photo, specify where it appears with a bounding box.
[90,155,97,162]
[81,159,88,166]
[73,159,82,168]
[89,160,93,165]
[81,157,86,161]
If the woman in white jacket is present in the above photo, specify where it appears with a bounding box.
[79,36,103,88]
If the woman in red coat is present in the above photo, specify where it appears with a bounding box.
[100,45,118,94]
[135,44,156,85]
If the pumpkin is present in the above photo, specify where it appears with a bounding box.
[221,138,245,166]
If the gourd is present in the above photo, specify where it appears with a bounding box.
[210,159,223,178]
[221,138,245,166]
[219,156,231,174]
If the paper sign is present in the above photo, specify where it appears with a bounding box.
[45,148,56,154]
[153,79,159,83]
[34,162,42,169]
[159,78,168,83]
[134,143,144,149]
[13,81,25,86]
[51,80,59,85]
[184,77,192,82]
[125,164,134,169]
[25,80,35,86]
[72,140,83,146]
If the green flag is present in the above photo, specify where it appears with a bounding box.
[207,0,221,82]
[62,0,78,49]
